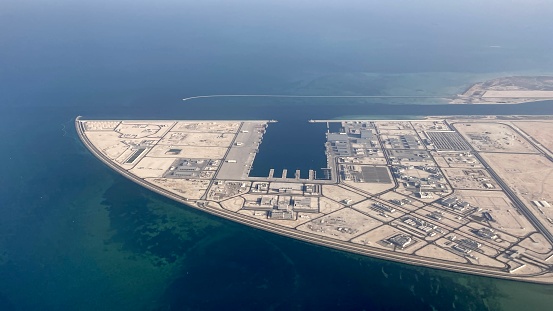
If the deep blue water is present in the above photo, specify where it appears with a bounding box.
[2,1,553,310]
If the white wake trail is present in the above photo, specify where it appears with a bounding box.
[182,94,447,102]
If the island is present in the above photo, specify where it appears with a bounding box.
[76,116,553,284]
[452,76,553,104]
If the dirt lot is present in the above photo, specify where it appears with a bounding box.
[513,121,553,153]
[172,121,240,133]
[455,122,538,153]
[297,208,382,241]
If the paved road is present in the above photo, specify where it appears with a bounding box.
[447,120,553,245]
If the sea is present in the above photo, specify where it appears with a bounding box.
[2,1,553,310]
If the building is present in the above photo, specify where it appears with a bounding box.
[327,133,351,156]
[388,234,413,249]
[418,191,433,199]
[441,197,458,207]
[268,209,294,220]
[476,227,497,239]
[482,212,495,222]
[260,196,276,207]
[373,203,395,213]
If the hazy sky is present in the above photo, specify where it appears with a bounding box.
[1,0,552,102]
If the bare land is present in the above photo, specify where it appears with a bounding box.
[452,76,553,104]
[512,121,553,153]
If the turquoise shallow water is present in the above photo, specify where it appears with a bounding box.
[2,0,553,310]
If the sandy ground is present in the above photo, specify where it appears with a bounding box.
[321,185,366,205]
[452,76,553,104]
[352,199,405,220]
[379,192,425,209]
[130,157,176,178]
[433,152,483,169]
[86,131,141,160]
[519,233,553,255]
[442,168,500,190]
[512,121,553,153]
[146,178,210,200]
[220,196,245,212]
[415,244,466,263]
[117,122,174,138]
[480,153,553,229]
[318,197,344,214]
[455,122,538,153]
[147,145,228,159]
[157,132,234,147]
[172,121,241,133]
[83,121,120,131]
[351,225,403,249]
[482,91,553,98]
[297,208,382,241]
[456,189,535,237]
[342,180,395,194]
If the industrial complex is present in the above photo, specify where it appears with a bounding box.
[76,116,553,284]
